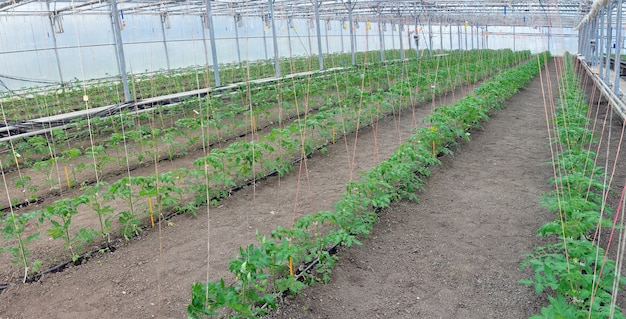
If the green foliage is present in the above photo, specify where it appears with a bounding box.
[38,196,97,261]
[188,50,543,317]
[520,53,626,318]
[81,181,115,244]
[0,210,42,282]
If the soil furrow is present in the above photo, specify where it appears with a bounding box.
[269,60,559,318]
[0,67,479,318]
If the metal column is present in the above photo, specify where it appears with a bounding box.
[476,25,480,50]
[427,14,432,56]
[110,0,131,102]
[599,8,605,78]
[262,15,268,60]
[588,17,593,65]
[201,16,209,72]
[378,13,385,62]
[548,26,552,51]
[603,2,613,85]
[287,19,293,59]
[614,0,623,95]
[348,2,356,65]
[449,24,453,51]
[457,25,461,52]
[269,0,280,76]
[206,0,221,86]
[325,20,330,55]
[465,24,468,50]
[485,26,488,49]
[234,15,242,67]
[391,20,396,51]
[160,13,171,73]
[398,19,404,60]
[307,21,313,56]
[588,22,594,62]
[313,0,324,70]
[513,25,516,51]
[439,21,443,53]
[340,19,345,54]
[46,0,64,88]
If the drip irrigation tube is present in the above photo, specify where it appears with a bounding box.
[0,89,427,293]
[0,57,498,294]
[0,87,339,212]
[0,131,336,294]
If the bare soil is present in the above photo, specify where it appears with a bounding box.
[269,58,559,319]
[0,64,475,318]
[4,57,622,319]
[269,58,626,319]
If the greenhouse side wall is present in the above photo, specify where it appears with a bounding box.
[0,12,577,94]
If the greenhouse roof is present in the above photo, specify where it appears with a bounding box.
[0,0,594,28]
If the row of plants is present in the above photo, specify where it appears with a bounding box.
[0,50,525,208]
[0,49,423,122]
[186,52,549,318]
[0,49,529,286]
[1,62,358,203]
[520,54,626,318]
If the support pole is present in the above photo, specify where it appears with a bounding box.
[578,23,582,55]
[589,22,593,61]
[391,20,396,51]
[439,20,443,53]
[110,0,131,102]
[269,0,280,76]
[160,13,171,73]
[348,2,356,65]
[457,24,461,52]
[476,25,479,49]
[206,0,220,86]
[234,15,242,67]
[287,19,293,59]
[465,24,468,50]
[201,16,210,73]
[398,18,404,60]
[513,24,516,51]
[485,25,488,49]
[307,20,313,57]
[614,0,623,95]
[407,12,420,58]
[599,8,605,78]
[46,0,64,88]
[378,12,385,62]
[605,3,613,84]
[325,20,330,55]
[427,14,432,56]
[262,16,268,60]
[340,19,345,53]
[449,23,452,51]
[365,21,369,53]
[547,26,551,53]
[313,0,324,70]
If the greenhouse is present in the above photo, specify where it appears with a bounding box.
[0,0,626,317]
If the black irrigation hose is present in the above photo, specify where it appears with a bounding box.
[0,94,336,213]
[261,150,450,312]
[0,138,326,294]
[0,197,43,213]
[0,98,405,294]
[0,58,498,293]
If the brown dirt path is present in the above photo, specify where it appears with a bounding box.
[270,60,561,318]
[0,63,479,318]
